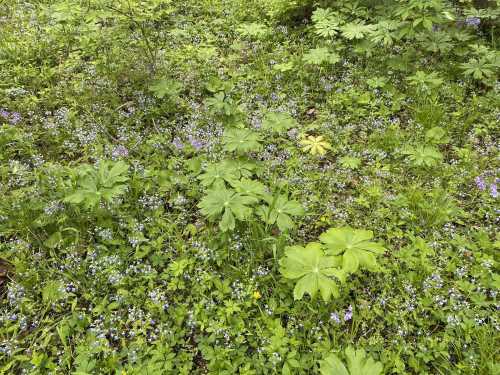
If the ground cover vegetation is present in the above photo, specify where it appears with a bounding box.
[0,0,499,373]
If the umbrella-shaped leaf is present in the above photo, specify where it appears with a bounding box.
[319,227,386,273]
[320,346,383,375]
[223,128,262,153]
[279,243,343,301]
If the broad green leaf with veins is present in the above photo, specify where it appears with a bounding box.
[64,161,129,209]
[262,112,298,132]
[259,194,305,232]
[279,243,345,301]
[197,162,239,187]
[341,21,375,40]
[198,188,255,231]
[320,346,383,375]
[149,79,182,99]
[221,159,257,179]
[403,145,442,167]
[236,22,269,38]
[320,227,386,273]
[230,178,267,198]
[223,128,262,153]
[302,48,340,65]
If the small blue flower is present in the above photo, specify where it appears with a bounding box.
[475,176,486,191]
[465,17,481,27]
[490,183,498,198]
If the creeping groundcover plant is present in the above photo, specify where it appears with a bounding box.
[0,0,498,374]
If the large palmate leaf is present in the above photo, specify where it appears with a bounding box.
[341,21,375,40]
[198,187,256,231]
[300,135,332,156]
[64,161,129,209]
[279,243,345,301]
[223,128,262,153]
[403,145,442,167]
[230,178,267,199]
[197,162,240,187]
[258,194,304,232]
[236,22,269,38]
[320,346,383,375]
[149,79,182,99]
[319,227,386,273]
[302,47,340,65]
[261,112,298,132]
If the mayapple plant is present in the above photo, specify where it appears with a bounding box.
[280,227,386,301]
[64,160,129,209]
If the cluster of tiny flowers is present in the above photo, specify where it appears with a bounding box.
[330,305,353,324]
[0,108,21,124]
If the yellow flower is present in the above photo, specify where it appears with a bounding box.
[252,291,262,300]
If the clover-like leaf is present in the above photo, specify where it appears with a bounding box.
[223,128,262,153]
[279,243,344,301]
[320,346,383,375]
[319,227,386,273]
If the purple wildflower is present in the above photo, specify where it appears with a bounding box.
[0,109,22,125]
[9,112,21,125]
[475,176,486,191]
[330,312,341,324]
[111,145,129,159]
[465,17,481,27]
[344,305,353,322]
[490,183,498,198]
[172,137,184,150]
[188,136,203,151]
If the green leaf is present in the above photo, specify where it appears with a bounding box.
[236,22,269,38]
[341,21,375,40]
[320,354,349,375]
[220,209,236,231]
[345,346,384,375]
[279,243,343,301]
[339,156,362,169]
[319,227,386,273]
[198,162,240,187]
[149,79,182,99]
[64,161,129,209]
[262,112,298,132]
[403,145,442,167]
[303,47,340,65]
[320,347,383,375]
[42,280,64,303]
[223,128,262,153]
[230,178,267,198]
[259,194,305,231]
[198,187,255,232]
